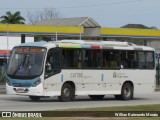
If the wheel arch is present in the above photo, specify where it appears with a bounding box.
[122,80,134,90]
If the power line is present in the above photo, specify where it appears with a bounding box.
[0,0,144,10]
[57,0,144,9]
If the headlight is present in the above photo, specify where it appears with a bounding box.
[32,78,41,87]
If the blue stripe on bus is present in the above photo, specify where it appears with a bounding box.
[61,74,64,82]
[81,45,90,49]
[7,76,40,87]
[101,74,104,81]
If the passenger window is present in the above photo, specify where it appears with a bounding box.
[62,49,81,68]
[138,51,154,69]
[127,51,137,68]
[120,51,137,69]
[82,50,101,69]
[138,52,146,69]
[146,52,154,69]
[103,50,120,69]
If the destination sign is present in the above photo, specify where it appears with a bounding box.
[17,48,45,53]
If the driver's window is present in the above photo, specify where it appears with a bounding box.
[45,48,61,78]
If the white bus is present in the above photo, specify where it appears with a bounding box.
[6,40,156,102]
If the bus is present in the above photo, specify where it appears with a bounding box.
[6,40,156,102]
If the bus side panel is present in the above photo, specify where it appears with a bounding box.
[43,69,155,97]
[119,69,155,94]
[44,70,83,96]
[76,70,121,95]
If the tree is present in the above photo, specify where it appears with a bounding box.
[0,11,25,24]
[150,26,158,30]
[27,8,60,24]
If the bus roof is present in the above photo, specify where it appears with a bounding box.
[17,39,154,51]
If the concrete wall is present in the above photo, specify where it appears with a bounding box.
[147,40,160,61]
[84,28,100,36]
[0,36,34,50]
[147,40,160,50]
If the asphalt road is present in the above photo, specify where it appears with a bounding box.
[0,91,160,111]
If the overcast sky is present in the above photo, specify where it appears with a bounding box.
[0,0,159,28]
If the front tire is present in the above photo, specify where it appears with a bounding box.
[58,83,74,102]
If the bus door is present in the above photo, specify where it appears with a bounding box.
[44,48,61,96]
[119,50,137,82]
[61,48,83,93]
[102,50,121,91]
[81,49,104,92]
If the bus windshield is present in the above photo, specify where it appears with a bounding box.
[7,47,46,79]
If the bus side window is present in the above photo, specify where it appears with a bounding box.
[127,51,137,69]
[82,50,101,69]
[120,51,127,68]
[74,50,81,68]
[120,51,138,69]
[138,51,154,69]
[146,52,154,69]
[138,52,146,69]
[103,50,110,69]
[110,51,119,69]
[102,50,119,69]
[62,49,81,69]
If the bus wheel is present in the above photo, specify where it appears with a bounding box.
[29,96,41,101]
[89,95,105,100]
[58,83,74,102]
[121,82,133,100]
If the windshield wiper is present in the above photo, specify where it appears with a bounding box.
[12,55,27,76]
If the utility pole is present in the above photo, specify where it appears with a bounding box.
[6,23,9,63]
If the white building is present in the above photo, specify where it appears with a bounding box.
[0,36,34,50]
[0,36,34,67]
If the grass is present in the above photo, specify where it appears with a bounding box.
[0,104,160,120]
[62,104,160,111]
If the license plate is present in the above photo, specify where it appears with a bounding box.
[16,88,25,93]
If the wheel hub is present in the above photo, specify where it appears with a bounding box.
[124,87,131,97]
[63,88,70,97]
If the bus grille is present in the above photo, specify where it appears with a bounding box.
[12,82,31,87]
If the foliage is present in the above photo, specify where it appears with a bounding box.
[0,11,25,24]
[150,26,158,29]
[27,8,59,24]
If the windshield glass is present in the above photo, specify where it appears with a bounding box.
[7,47,46,79]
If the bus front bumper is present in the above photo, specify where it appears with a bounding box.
[6,83,44,96]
